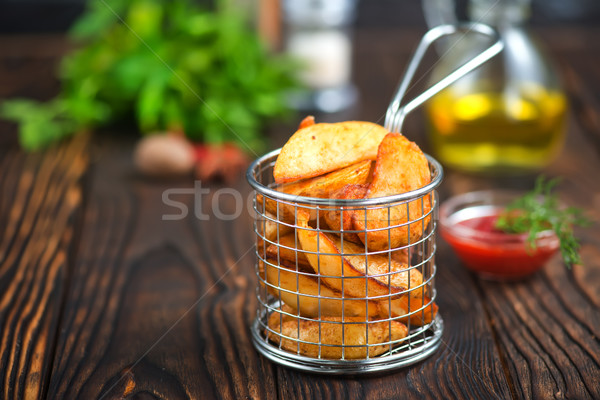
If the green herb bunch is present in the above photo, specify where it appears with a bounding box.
[1,0,298,152]
[495,176,589,267]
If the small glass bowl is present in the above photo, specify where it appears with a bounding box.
[439,190,560,280]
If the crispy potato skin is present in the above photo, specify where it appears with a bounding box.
[323,184,368,244]
[281,160,372,199]
[297,210,425,299]
[324,184,369,243]
[297,222,391,298]
[266,305,408,359]
[327,236,425,299]
[262,256,437,325]
[319,133,432,251]
[268,234,411,285]
[257,211,293,253]
[273,121,388,183]
[380,296,439,326]
[265,234,310,269]
[353,133,432,250]
[260,258,382,317]
[262,235,436,326]
[260,160,372,223]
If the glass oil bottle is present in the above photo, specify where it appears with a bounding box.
[425,0,567,173]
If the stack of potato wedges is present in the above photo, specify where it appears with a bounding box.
[257,117,438,359]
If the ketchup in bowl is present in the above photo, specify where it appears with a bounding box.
[440,191,560,280]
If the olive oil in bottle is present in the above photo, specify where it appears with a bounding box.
[424,0,568,174]
[426,84,567,172]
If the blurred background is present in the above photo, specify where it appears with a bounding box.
[1,0,599,33]
[1,0,599,178]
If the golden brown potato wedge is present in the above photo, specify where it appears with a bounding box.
[263,235,433,325]
[297,210,424,299]
[323,183,368,244]
[377,296,438,326]
[297,216,399,299]
[259,259,381,318]
[263,212,293,241]
[260,160,373,223]
[265,234,311,270]
[328,237,425,299]
[257,211,293,252]
[280,160,372,199]
[267,234,409,279]
[353,133,432,250]
[273,121,388,183]
[266,305,408,359]
[391,248,409,264]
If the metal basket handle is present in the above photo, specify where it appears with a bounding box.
[384,23,503,133]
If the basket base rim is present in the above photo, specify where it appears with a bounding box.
[250,313,444,375]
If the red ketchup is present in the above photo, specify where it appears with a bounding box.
[441,207,559,280]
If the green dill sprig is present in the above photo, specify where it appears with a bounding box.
[495,176,589,268]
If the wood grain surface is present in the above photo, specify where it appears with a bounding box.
[45,143,277,399]
[0,136,88,399]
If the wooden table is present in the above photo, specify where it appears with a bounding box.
[1,26,599,399]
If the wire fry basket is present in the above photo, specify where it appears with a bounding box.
[247,150,443,374]
[245,23,502,374]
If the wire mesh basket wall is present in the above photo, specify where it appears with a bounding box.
[247,149,444,374]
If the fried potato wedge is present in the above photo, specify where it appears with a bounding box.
[266,234,410,276]
[353,133,432,250]
[263,212,293,241]
[263,235,433,324]
[266,305,408,359]
[260,259,381,318]
[260,160,373,223]
[378,296,438,326]
[273,121,388,183]
[328,237,425,299]
[265,234,311,270]
[323,183,368,244]
[279,160,372,198]
[297,210,423,298]
[297,224,390,299]
[257,212,293,252]
[391,248,409,264]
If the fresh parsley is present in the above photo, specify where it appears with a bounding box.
[1,0,298,152]
[495,176,589,267]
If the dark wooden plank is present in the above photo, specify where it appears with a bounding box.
[0,35,68,100]
[0,135,88,399]
[47,140,278,399]
[562,60,600,155]
[477,261,600,400]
